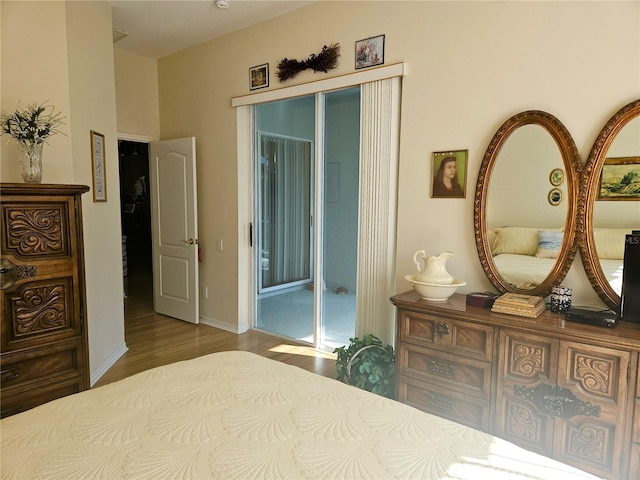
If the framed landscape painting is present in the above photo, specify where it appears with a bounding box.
[598,156,640,200]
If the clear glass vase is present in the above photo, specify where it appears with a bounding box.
[18,141,43,183]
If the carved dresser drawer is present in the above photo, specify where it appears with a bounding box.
[1,184,90,418]
[1,375,83,418]
[398,309,494,362]
[399,375,490,431]
[395,305,494,430]
[1,340,86,389]
[398,342,492,399]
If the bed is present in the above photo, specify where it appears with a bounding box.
[492,253,556,289]
[1,351,598,480]
[489,226,627,290]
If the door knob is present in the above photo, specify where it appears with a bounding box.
[183,238,199,246]
[1,259,37,290]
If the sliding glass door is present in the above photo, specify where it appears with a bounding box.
[320,89,360,348]
[254,88,360,350]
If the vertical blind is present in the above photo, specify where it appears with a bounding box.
[355,77,401,344]
[260,135,311,289]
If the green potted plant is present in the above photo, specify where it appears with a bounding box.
[334,334,395,399]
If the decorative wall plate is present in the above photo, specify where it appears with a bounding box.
[549,168,564,186]
[548,187,563,206]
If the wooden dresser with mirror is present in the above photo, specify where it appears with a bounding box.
[0,183,90,418]
[394,99,640,479]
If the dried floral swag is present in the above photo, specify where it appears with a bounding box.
[277,43,340,82]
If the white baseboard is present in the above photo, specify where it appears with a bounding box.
[199,315,249,334]
[90,342,129,387]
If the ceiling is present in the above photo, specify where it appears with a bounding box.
[109,0,315,59]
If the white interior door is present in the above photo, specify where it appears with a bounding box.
[149,137,199,324]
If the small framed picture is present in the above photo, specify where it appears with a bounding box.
[90,130,107,202]
[355,34,385,69]
[250,63,269,90]
[597,156,640,200]
[549,168,564,186]
[431,150,468,198]
[548,188,563,206]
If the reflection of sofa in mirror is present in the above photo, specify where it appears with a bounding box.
[592,228,630,295]
[488,226,564,289]
[488,226,629,293]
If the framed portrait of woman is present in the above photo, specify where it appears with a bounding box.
[431,150,468,198]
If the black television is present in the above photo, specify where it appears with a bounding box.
[620,230,640,323]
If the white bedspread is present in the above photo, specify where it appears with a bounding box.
[1,351,598,480]
[493,254,624,293]
[492,253,556,288]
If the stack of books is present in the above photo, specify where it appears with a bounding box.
[491,293,546,318]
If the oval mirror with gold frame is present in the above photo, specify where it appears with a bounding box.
[474,110,581,297]
[581,98,640,308]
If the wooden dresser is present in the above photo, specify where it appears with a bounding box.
[1,183,90,418]
[391,290,640,480]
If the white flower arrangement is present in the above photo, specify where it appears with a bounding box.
[0,101,65,146]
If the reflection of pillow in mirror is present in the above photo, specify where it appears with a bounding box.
[594,228,629,260]
[488,229,498,253]
[492,227,539,256]
[535,230,563,258]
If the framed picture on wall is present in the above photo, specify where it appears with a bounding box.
[597,156,640,200]
[548,188,564,206]
[549,168,565,186]
[90,130,107,202]
[250,63,269,90]
[431,149,468,198]
[355,34,385,69]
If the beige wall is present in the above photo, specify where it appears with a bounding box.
[66,1,126,382]
[1,1,73,180]
[159,1,639,331]
[1,1,126,384]
[114,49,160,139]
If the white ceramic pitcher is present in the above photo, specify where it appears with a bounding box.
[413,250,454,284]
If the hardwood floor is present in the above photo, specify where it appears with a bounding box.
[93,271,337,388]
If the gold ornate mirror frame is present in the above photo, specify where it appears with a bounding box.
[474,110,581,298]
[580,99,640,308]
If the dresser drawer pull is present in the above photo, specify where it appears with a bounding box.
[514,383,601,419]
[0,367,19,381]
[435,322,450,339]
[1,259,37,290]
[427,392,454,412]
[428,359,457,377]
